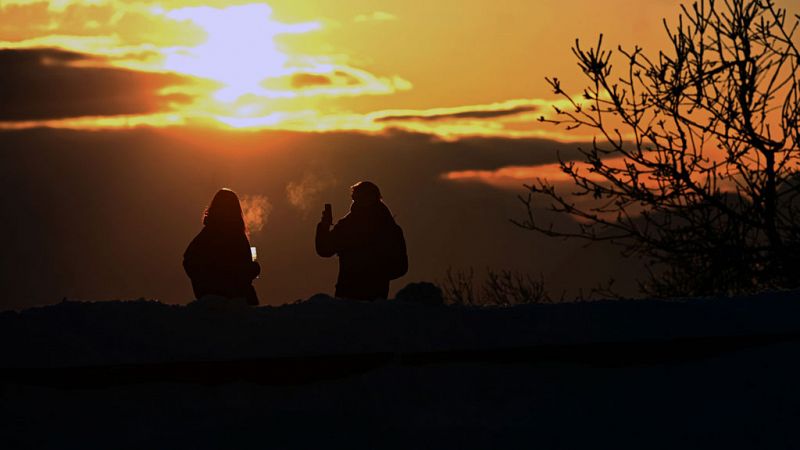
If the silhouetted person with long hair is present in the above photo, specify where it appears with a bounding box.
[316,181,408,300]
[184,188,260,305]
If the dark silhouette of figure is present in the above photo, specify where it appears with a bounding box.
[183,188,260,305]
[316,181,408,300]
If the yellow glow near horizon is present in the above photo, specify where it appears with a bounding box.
[6,0,795,142]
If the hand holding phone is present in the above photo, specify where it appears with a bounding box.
[322,203,333,225]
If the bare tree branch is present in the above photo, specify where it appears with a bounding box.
[520,0,800,297]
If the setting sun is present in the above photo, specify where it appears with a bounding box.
[160,4,320,102]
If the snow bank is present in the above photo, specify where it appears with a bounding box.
[2,287,800,368]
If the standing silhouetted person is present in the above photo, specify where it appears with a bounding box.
[184,188,260,305]
[316,181,408,300]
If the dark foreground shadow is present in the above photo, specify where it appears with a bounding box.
[3,332,798,389]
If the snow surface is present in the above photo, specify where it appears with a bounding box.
[2,289,800,449]
[1,289,800,368]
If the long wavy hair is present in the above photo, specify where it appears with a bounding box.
[203,188,247,235]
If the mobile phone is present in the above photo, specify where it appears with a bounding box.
[324,203,333,222]
[250,246,257,262]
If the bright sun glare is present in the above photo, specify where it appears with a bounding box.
[0,0,534,138]
[159,4,320,103]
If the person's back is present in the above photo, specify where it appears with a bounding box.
[316,181,407,300]
[184,189,260,305]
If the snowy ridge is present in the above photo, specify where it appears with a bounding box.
[2,289,800,369]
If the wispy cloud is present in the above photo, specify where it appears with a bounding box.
[442,163,603,190]
[363,98,594,141]
[353,11,397,23]
[0,91,598,144]
[260,66,412,98]
[375,105,538,122]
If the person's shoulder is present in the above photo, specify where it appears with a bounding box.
[377,202,399,223]
[188,226,208,242]
[184,227,208,256]
[334,212,353,226]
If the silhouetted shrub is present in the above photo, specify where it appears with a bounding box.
[439,268,552,306]
[395,282,445,306]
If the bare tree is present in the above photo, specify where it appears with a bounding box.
[517,0,800,296]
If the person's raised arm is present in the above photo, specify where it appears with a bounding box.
[315,205,336,257]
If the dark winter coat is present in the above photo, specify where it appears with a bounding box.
[183,225,260,305]
[315,201,407,300]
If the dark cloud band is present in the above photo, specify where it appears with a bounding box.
[0,48,192,121]
[376,105,539,123]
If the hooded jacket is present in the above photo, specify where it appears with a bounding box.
[316,201,407,300]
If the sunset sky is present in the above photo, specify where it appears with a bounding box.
[0,0,724,139]
[1,0,799,308]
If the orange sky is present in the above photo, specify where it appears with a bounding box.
[0,0,797,140]
[1,0,798,306]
